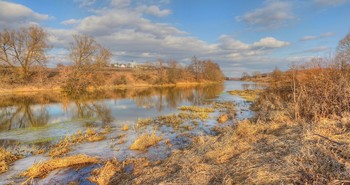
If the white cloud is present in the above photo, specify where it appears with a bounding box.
[253,37,290,48]
[110,0,131,8]
[137,5,172,17]
[236,1,294,29]
[47,28,78,48]
[61,19,81,26]
[0,1,50,28]
[219,35,250,51]
[18,0,292,77]
[300,32,335,41]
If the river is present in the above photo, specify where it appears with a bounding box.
[0,81,260,184]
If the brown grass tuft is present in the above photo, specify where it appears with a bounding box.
[228,89,262,102]
[122,124,129,131]
[217,114,229,123]
[86,135,106,142]
[49,129,107,157]
[130,133,162,151]
[178,106,214,113]
[0,148,17,174]
[21,154,98,179]
[88,159,121,185]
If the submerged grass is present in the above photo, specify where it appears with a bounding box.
[156,114,183,125]
[178,106,214,113]
[136,118,152,127]
[228,89,262,102]
[49,128,107,157]
[178,112,209,121]
[130,133,162,151]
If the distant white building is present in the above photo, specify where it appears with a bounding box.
[111,62,137,68]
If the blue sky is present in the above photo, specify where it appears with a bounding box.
[1,0,350,77]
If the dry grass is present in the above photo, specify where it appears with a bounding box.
[21,154,99,180]
[217,114,229,123]
[178,112,209,121]
[88,159,121,185]
[130,133,162,151]
[107,111,350,184]
[49,128,106,157]
[100,125,112,134]
[156,114,183,125]
[0,148,17,174]
[86,135,106,142]
[121,124,129,131]
[178,106,214,113]
[228,89,262,102]
[136,118,152,127]
[212,101,235,112]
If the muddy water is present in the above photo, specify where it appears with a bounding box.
[0,81,260,184]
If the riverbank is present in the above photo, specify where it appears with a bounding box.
[0,81,221,94]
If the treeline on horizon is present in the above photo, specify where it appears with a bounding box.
[0,25,225,93]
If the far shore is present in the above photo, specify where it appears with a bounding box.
[0,81,222,95]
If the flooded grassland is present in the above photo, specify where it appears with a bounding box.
[0,81,259,184]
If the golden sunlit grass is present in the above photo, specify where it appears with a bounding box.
[178,106,214,113]
[0,148,17,174]
[21,154,98,180]
[49,128,106,157]
[130,133,162,151]
[86,135,106,142]
[117,139,125,145]
[122,124,129,131]
[217,114,229,123]
[178,112,209,121]
[156,114,183,125]
[136,118,152,127]
[212,101,235,112]
[88,159,121,185]
[228,89,262,102]
[100,125,112,134]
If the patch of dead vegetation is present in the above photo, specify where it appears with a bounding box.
[178,106,214,113]
[0,148,18,174]
[21,154,98,182]
[107,111,350,184]
[122,124,129,131]
[88,159,121,185]
[130,133,162,151]
[49,128,107,157]
[228,89,262,102]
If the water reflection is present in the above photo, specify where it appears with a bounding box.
[0,97,49,130]
[241,83,266,90]
[0,83,223,131]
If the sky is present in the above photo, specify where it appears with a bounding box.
[0,0,350,77]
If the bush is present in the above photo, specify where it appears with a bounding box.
[113,75,127,85]
[253,59,350,122]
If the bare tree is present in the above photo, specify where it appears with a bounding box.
[63,34,112,93]
[188,56,204,81]
[167,60,181,83]
[0,25,50,79]
[70,34,111,70]
[241,72,250,80]
[336,32,350,71]
[252,71,262,78]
